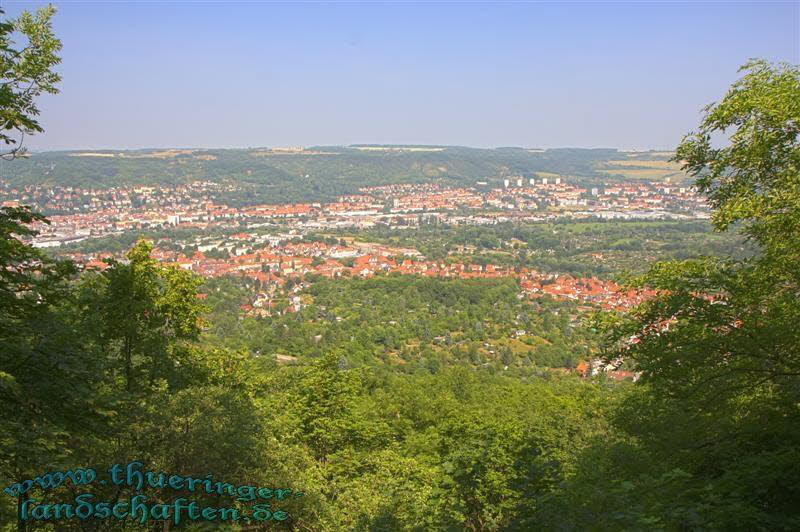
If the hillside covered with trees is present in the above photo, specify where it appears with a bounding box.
[0,146,655,205]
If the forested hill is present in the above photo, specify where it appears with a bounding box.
[0,146,642,202]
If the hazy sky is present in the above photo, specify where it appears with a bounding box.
[5,1,799,151]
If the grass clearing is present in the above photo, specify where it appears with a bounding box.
[598,159,691,182]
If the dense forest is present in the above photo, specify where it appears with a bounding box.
[202,275,595,372]
[0,6,798,530]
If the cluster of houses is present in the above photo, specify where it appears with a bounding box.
[520,274,658,311]
[1,177,710,249]
[74,237,655,319]
[0,177,695,382]
[1,180,227,214]
[62,223,659,380]
[576,359,640,382]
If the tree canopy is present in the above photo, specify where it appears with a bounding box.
[568,60,800,530]
[0,5,61,159]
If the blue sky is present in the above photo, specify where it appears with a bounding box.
[5,1,798,150]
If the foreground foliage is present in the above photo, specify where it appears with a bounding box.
[555,60,800,530]
[0,225,616,529]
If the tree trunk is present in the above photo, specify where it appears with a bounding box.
[17,490,27,532]
[124,334,133,392]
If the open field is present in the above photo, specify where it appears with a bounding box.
[622,150,676,158]
[605,160,682,168]
[352,146,445,152]
[68,149,218,160]
[598,159,692,182]
[249,148,340,156]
